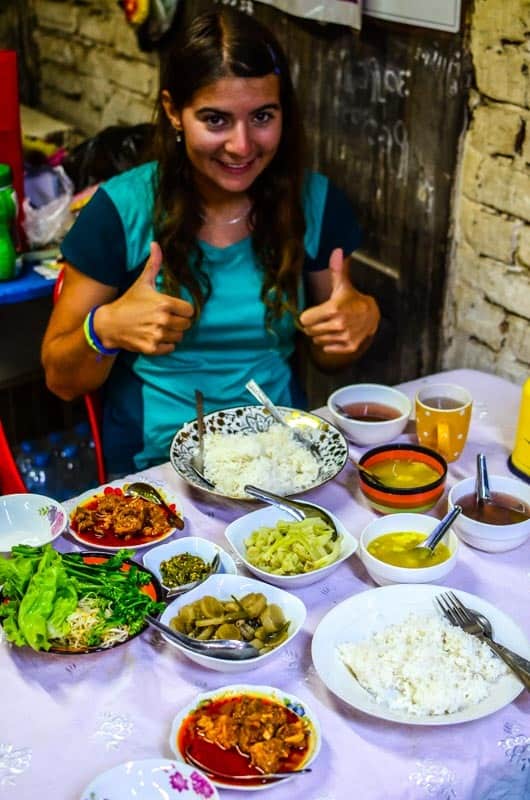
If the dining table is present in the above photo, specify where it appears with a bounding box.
[1,367,529,800]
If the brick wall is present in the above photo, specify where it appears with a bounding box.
[441,0,530,384]
[33,0,158,138]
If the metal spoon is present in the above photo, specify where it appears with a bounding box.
[350,458,387,488]
[475,453,527,521]
[189,390,216,489]
[244,484,339,542]
[145,614,260,660]
[469,608,530,679]
[245,379,321,458]
[413,504,462,553]
[164,553,221,599]
[123,481,184,529]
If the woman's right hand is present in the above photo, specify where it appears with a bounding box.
[95,242,195,356]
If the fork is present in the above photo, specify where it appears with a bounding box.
[436,591,530,690]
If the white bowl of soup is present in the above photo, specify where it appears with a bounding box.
[358,512,459,586]
[328,383,411,446]
[448,475,530,552]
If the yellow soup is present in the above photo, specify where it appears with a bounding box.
[367,531,451,568]
[368,459,440,489]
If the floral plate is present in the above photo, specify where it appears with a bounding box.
[80,758,219,799]
[169,404,348,500]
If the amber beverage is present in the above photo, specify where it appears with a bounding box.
[415,383,472,462]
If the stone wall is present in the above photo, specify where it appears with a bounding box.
[441,0,530,384]
[31,0,158,139]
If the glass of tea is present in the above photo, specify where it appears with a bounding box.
[415,383,472,462]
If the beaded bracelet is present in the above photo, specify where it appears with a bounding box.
[83,305,120,357]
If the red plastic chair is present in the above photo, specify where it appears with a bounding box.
[53,269,107,484]
[0,418,27,494]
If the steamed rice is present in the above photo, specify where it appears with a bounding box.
[203,426,319,498]
[338,613,508,716]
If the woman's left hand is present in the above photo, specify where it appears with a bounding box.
[299,248,380,355]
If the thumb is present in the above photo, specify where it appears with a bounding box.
[140,241,163,287]
[328,248,350,297]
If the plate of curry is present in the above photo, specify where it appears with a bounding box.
[170,684,321,790]
[69,481,184,551]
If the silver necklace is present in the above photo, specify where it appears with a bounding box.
[200,204,252,226]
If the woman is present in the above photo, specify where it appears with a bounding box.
[42,8,380,476]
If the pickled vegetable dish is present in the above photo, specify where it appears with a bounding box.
[178,693,312,784]
[244,518,341,575]
[367,532,451,567]
[170,592,289,654]
[160,553,210,588]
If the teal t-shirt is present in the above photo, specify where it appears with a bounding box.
[62,162,361,473]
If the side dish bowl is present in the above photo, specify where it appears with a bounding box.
[327,383,411,446]
[0,493,68,552]
[358,512,458,586]
[224,504,357,588]
[448,475,530,552]
[169,404,348,500]
[358,443,447,513]
[158,573,306,673]
[169,683,321,791]
[142,536,237,591]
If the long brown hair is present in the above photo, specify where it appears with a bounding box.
[151,8,306,324]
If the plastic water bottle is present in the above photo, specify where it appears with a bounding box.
[73,421,98,491]
[25,451,51,495]
[15,440,34,482]
[57,443,81,500]
[0,163,17,281]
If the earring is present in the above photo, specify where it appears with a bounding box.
[175,129,183,143]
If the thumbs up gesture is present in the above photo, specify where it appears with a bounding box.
[95,242,195,355]
[299,248,380,359]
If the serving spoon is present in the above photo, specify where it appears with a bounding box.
[145,614,260,660]
[123,482,184,529]
[189,389,216,489]
[475,453,527,521]
[349,458,387,488]
[413,504,462,554]
[244,484,338,541]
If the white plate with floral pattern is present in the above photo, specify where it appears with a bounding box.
[169,405,348,500]
[80,758,219,799]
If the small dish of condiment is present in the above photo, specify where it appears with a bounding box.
[142,536,237,592]
[359,513,458,586]
[448,475,530,552]
[327,383,411,446]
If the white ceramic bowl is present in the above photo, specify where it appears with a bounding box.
[158,573,306,673]
[224,504,357,588]
[327,383,411,446]
[169,684,321,791]
[142,536,237,591]
[358,512,458,586]
[448,475,530,552]
[0,493,68,552]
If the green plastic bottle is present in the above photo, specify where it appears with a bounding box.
[0,163,17,281]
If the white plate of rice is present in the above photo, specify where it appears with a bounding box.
[311,583,529,725]
[169,405,348,500]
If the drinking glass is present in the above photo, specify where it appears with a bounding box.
[415,383,472,462]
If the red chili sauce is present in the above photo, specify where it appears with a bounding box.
[70,487,177,548]
[177,694,311,787]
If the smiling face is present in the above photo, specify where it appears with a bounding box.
[162,74,282,202]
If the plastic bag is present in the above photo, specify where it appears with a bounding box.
[62,124,152,192]
[22,165,74,247]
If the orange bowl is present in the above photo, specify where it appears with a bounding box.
[358,444,447,514]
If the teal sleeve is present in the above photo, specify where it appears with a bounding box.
[305,182,362,273]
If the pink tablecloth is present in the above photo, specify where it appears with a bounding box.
[1,369,529,800]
